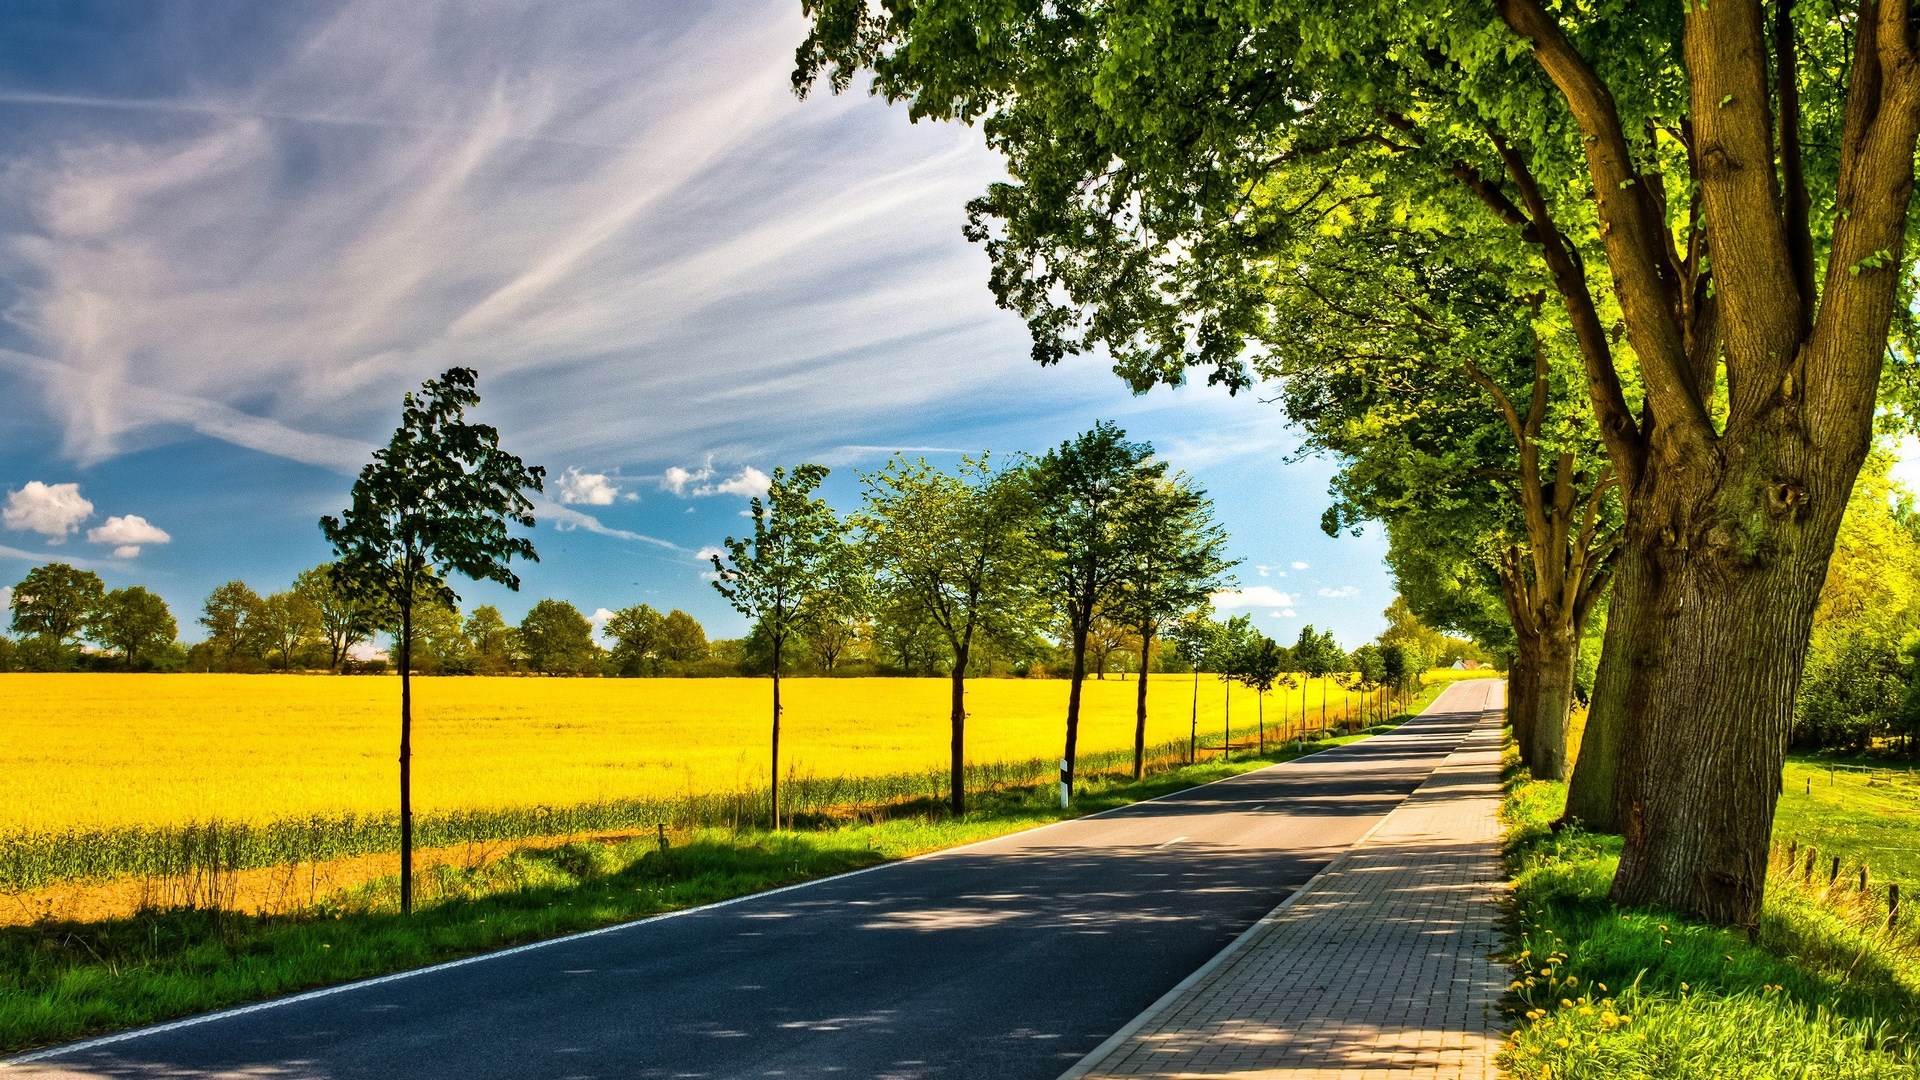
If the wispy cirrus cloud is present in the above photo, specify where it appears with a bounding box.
[0,0,1021,476]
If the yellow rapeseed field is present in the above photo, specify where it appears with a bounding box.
[1,673,1376,832]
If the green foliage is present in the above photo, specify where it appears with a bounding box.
[9,563,106,666]
[710,464,840,671]
[91,586,177,671]
[516,599,600,676]
[657,609,709,665]
[1028,422,1163,654]
[463,605,514,675]
[858,453,1041,674]
[293,564,378,672]
[198,580,267,673]
[1291,624,1345,678]
[604,603,666,676]
[320,366,544,650]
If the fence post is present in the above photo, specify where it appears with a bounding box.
[1803,847,1818,882]
[1829,855,1840,885]
[1859,865,1869,894]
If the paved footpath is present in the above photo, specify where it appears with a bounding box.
[1061,677,1508,1080]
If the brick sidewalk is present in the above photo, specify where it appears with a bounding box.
[1061,681,1508,1079]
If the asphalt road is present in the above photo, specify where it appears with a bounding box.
[8,679,1500,1080]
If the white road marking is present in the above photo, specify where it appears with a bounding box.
[1156,836,1189,848]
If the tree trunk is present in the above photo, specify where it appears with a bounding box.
[399,600,413,916]
[1526,627,1578,782]
[1606,430,1858,927]
[950,643,969,815]
[1132,630,1152,780]
[1222,678,1231,760]
[1563,546,1650,832]
[1257,690,1265,754]
[771,639,783,830]
[1188,668,1199,764]
[1507,638,1541,773]
[1062,618,1089,801]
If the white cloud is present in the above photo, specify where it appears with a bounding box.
[557,467,621,506]
[662,461,714,495]
[1317,585,1359,599]
[701,466,770,499]
[0,585,11,622]
[695,545,726,562]
[1280,608,1298,618]
[86,514,172,558]
[588,606,617,644]
[665,462,772,500]
[1291,561,1311,571]
[0,1,1024,477]
[3,481,94,542]
[539,501,684,551]
[1211,586,1297,611]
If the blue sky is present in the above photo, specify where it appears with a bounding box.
[0,0,1393,648]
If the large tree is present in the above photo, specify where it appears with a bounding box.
[1028,422,1161,802]
[657,609,710,665]
[321,367,543,914]
[293,563,378,672]
[9,563,105,669]
[200,580,266,672]
[710,464,841,828]
[93,586,176,671]
[605,603,666,676]
[519,599,600,675]
[859,454,1039,812]
[796,0,1920,926]
[1111,475,1234,778]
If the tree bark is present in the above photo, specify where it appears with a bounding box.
[1526,626,1578,782]
[1563,545,1653,832]
[771,639,783,830]
[399,598,413,916]
[1132,629,1152,780]
[1508,644,1539,772]
[1188,668,1199,764]
[1062,615,1090,801]
[1606,432,1856,925]
[950,642,969,814]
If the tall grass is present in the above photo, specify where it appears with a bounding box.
[1499,756,1920,1079]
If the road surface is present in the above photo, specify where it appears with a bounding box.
[8,679,1500,1080]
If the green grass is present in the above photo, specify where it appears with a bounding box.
[1499,755,1920,1079]
[1776,756,1920,891]
[0,691,1434,1056]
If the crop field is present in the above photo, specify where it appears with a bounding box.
[1,672,1393,891]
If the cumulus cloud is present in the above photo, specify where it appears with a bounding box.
[557,467,621,506]
[1317,585,1359,599]
[661,462,714,495]
[0,584,11,622]
[695,545,726,562]
[1211,586,1297,611]
[87,514,172,558]
[664,462,772,500]
[703,466,770,499]
[3,481,94,541]
[1291,561,1311,571]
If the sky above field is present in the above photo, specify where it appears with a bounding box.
[0,0,1395,648]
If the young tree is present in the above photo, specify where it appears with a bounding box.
[200,580,266,672]
[657,609,709,664]
[1029,423,1162,801]
[464,604,515,674]
[858,454,1039,812]
[294,564,378,672]
[1112,475,1234,778]
[1212,614,1256,758]
[9,563,105,669]
[802,534,870,673]
[1293,626,1345,738]
[710,464,839,828]
[320,367,543,914]
[605,603,666,676]
[518,599,600,675]
[93,586,177,670]
[1233,634,1287,754]
[1164,612,1221,763]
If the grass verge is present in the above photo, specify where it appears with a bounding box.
[0,689,1438,1056]
[1498,752,1920,1079]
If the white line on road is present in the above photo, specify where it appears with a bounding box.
[1156,836,1189,848]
